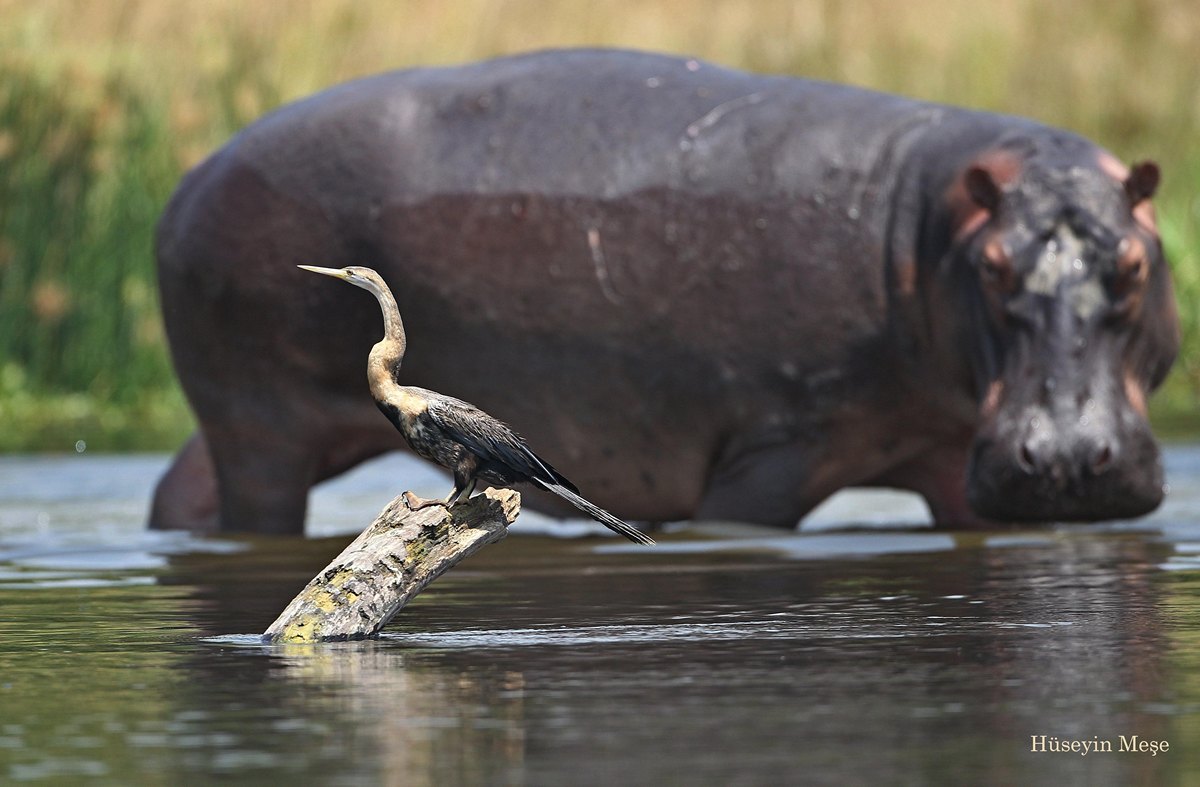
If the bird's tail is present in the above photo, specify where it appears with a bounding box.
[535,481,656,545]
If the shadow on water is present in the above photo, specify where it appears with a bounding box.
[3,449,1200,784]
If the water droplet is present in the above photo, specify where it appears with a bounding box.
[645,77,661,88]
[1072,258,1083,271]
[1031,417,1041,430]
[74,440,86,453]
[847,206,861,220]
[754,217,768,230]
[36,512,50,528]
[813,192,826,206]
[1080,415,1090,427]
[686,59,701,71]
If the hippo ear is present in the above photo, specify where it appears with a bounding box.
[964,166,1003,212]
[1125,160,1160,205]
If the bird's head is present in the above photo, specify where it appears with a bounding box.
[299,264,407,347]
[298,264,391,299]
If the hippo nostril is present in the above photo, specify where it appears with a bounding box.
[1090,441,1114,475]
[1018,441,1037,474]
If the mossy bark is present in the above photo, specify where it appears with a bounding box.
[262,487,519,643]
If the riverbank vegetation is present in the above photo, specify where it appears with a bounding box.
[2,0,1198,451]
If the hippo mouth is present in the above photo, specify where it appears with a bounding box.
[965,400,1165,523]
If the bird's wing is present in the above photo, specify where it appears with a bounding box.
[425,395,579,493]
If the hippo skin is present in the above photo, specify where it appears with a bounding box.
[150,49,1179,535]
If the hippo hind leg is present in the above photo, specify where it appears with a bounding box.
[207,427,318,536]
[149,426,318,535]
[211,425,400,534]
[152,420,402,535]
[149,431,219,533]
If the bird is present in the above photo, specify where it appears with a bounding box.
[298,264,655,545]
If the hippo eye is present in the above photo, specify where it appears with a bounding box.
[1111,237,1149,300]
[979,238,1016,293]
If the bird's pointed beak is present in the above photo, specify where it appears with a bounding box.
[298,264,349,280]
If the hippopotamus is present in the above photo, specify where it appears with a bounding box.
[150,49,1179,535]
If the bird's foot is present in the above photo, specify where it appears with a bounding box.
[404,491,449,511]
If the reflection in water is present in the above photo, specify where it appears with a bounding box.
[167,534,1181,785]
[262,644,526,786]
[3,451,1200,783]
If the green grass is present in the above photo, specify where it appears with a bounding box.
[0,363,191,451]
[0,0,1198,452]
[0,64,178,393]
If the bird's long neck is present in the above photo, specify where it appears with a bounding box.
[365,285,408,401]
[370,285,407,353]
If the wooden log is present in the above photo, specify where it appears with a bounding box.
[263,487,520,643]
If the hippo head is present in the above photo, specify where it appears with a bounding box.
[943,144,1179,522]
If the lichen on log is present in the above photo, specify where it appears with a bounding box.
[262,487,520,643]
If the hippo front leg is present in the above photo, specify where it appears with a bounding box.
[696,437,829,529]
[869,443,1000,529]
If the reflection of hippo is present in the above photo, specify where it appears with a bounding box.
[150,49,1179,535]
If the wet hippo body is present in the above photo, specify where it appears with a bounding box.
[151,49,1179,535]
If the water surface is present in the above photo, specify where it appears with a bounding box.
[3,448,1200,784]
